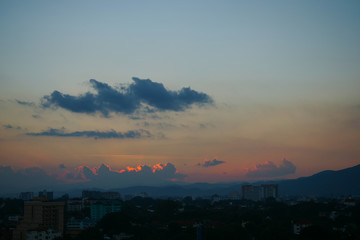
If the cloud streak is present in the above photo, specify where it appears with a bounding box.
[3,124,22,130]
[245,158,296,178]
[41,77,213,117]
[26,128,152,140]
[16,99,35,107]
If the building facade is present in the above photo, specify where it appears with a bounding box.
[90,201,121,221]
[13,201,65,240]
[19,192,34,201]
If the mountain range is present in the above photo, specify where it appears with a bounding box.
[2,163,360,198]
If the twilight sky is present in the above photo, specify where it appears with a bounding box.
[0,1,360,190]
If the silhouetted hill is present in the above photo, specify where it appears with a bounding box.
[278,164,360,196]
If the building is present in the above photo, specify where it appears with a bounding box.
[242,185,263,201]
[19,192,34,201]
[65,217,96,238]
[228,191,241,200]
[82,190,103,199]
[66,217,95,229]
[82,190,121,200]
[102,191,121,200]
[13,201,65,240]
[90,200,121,221]
[38,190,53,201]
[26,228,61,240]
[242,184,279,201]
[262,184,279,199]
[293,221,312,235]
[67,199,83,212]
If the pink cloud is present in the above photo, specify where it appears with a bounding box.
[245,158,296,178]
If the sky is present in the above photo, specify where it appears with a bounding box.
[1,1,360,192]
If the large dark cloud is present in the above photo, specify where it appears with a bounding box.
[26,128,152,140]
[41,77,213,117]
[68,163,186,187]
[0,163,186,194]
[245,159,296,178]
[199,159,226,167]
[0,166,59,194]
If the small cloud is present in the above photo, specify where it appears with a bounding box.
[59,164,66,169]
[3,124,22,130]
[245,158,296,178]
[26,128,152,140]
[199,158,226,167]
[32,114,41,119]
[16,99,35,107]
[199,122,215,129]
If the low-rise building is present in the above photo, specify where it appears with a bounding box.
[293,221,312,235]
[19,192,33,201]
[90,200,122,221]
[26,228,61,240]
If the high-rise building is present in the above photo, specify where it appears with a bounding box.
[13,201,65,240]
[262,184,278,199]
[242,184,279,201]
[241,185,263,201]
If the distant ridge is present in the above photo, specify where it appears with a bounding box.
[278,163,360,196]
[109,164,360,198]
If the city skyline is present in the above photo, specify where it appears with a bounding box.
[1,1,360,189]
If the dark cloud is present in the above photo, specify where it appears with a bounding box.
[68,163,187,187]
[59,164,66,169]
[0,166,59,193]
[3,124,21,130]
[200,159,226,167]
[41,77,213,117]
[16,99,35,107]
[130,77,212,111]
[26,128,152,140]
[0,163,186,194]
[32,114,41,119]
[245,158,296,178]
